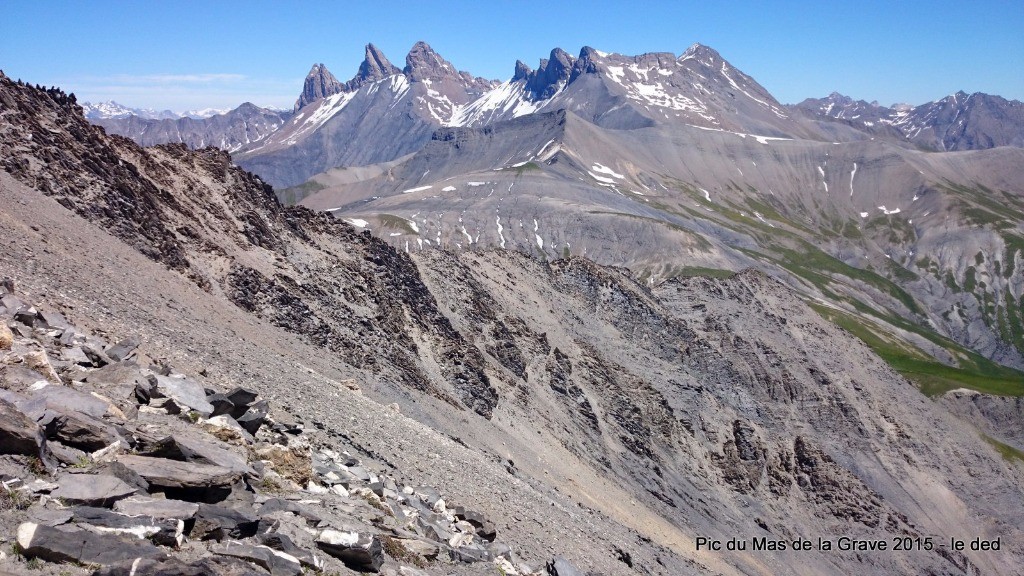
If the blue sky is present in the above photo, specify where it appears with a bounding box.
[3,0,1021,112]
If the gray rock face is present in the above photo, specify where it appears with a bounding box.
[295,64,344,112]
[345,44,402,92]
[16,522,166,565]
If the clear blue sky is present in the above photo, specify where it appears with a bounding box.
[3,0,1021,112]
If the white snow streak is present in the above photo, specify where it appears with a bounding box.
[402,185,432,194]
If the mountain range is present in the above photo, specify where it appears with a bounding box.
[79,42,1024,405]
[3,69,1024,576]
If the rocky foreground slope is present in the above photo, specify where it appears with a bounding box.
[2,74,1024,575]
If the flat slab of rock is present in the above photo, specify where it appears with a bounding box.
[51,473,137,507]
[113,495,200,520]
[153,375,214,416]
[16,522,165,565]
[212,541,303,576]
[115,454,240,489]
[26,383,111,418]
[137,429,251,474]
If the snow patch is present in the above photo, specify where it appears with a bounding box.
[402,185,432,194]
[441,185,457,192]
[588,171,617,184]
[346,218,369,228]
[591,163,624,178]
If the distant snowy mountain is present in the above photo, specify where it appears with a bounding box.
[182,107,231,119]
[91,103,291,153]
[792,91,1024,150]
[81,100,179,120]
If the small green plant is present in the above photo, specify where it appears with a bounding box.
[0,488,31,511]
[26,556,43,570]
[186,411,201,423]
[71,454,91,469]
[27,456,47,477]
[258,476,282,493]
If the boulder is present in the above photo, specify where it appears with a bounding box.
[454,506,497,541]
[212,541,304,576]
[192,503,260,541]
[40,408,125,451]
[152,375,214,416]
[225,387,259,413]
[82,343,113,367]
[16,522,165,565]
[236,401,269,435]
[0,398,47,457]
[37,309,72,332]
[206,393,235,417]
[316,530,384,573]
[51,473,137,507]
[114,455,241,503]
[106,337,140,362]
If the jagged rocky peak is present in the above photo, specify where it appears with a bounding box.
[403,41,458,82]
[402,40,496,94]
[344,43,401,91]
[514,48,576,99]
[294,63,344,111]
[569,46,601,81]
[512,60,532,82]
